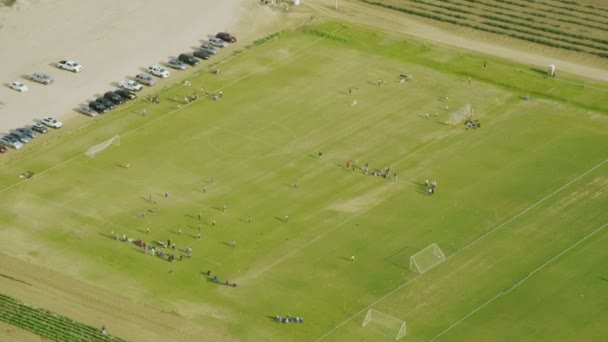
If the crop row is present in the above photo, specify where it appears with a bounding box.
[535,0,608,18]
[359,0,608,58]
[0,294,126,342]
[464,0,608,27]
[445,0,608,32]
[478,14,608,49]
[495,0,608,22]
[402,0,608,52]
[407,0,608,50]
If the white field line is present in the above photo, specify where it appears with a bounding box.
[0,25,344,195]
[427,221,608,342]
[314,158,607,341]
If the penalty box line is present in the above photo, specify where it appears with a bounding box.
[427,221,608,342]
[314,158,607,342]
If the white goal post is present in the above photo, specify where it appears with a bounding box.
[85,135,120,158]
[362,309,406,340]
[409,243,446,274]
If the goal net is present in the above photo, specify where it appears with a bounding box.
[85,135,120,158]
[409,243,446,274]
[362,309,406,340]
[448,104,472,125]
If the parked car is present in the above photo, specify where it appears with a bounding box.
[119,79,143,92]
[0,135,24,149]
[104,91,125,104]
[114,89,137,100]
[10,131,31,144]
[178,54,200,66]
[9,81,28,92]
[148,64,170,78]
[209,37,229,48]
[31,123,48,134]
[78,105,98,116]
[16,127,37,139]
[96,97,116,110]
[57,60,83,73]
[29,72,54,85]
[41,116,63,128]
[167,58,187,70]
[135,73,156,86]
[200,43,219,55]
[89,101,109,114]
[0,143,7,153]
[193,50,211,60]
[216,32,237,43]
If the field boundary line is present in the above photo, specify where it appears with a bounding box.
[428,221,608,342]
[314,158,607,341]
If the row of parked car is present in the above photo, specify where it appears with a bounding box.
[1,33,237,153]
[7,60,84,94]
[0,118,64,151]
[79,32,236,116]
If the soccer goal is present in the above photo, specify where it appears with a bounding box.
[362,309,406,340]
[448,104,472,125]
[409,243,446,274]
[85,135,120,158]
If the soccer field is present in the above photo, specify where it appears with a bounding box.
[0,23,607,341]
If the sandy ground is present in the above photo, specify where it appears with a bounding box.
[0,0,265,133]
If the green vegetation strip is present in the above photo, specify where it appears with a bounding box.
[0,294,126,342]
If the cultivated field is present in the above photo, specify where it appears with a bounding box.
[1,22,607,341]
[361,0,608,58]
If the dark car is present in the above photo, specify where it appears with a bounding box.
[31,123,48,134]
[96,97,116,110]
[216,32,237,43]
[178,53,200,66]
[89,101,109,114]
[16,127,38,139]
[193,50,211,60]
[104,91,125,105]
[114,89,137,100]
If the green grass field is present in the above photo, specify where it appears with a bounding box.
[1,22,607,341]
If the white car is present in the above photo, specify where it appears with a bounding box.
[148,64,170,78]
[119,79,143,92]
[57,60,83,73]
[41,116,63,129]
[9,81,29,92]
[135,73,156,86]
[209,37,229,48]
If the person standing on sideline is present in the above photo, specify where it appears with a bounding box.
[425,179,429,187]
[164,192,169,198]
[232,240,236,248]
[198,212,202,221]
[284,215,289,222]
[197,233,201,240]
[212,220,216,227]
[351,255,355,262]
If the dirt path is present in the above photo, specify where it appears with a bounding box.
[0,254,234,342]
[300,0,608,82]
